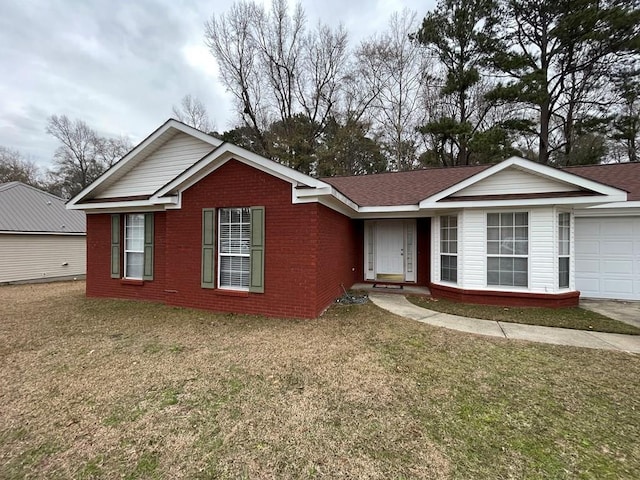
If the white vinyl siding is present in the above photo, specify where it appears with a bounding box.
[96,133,215,198]
[455,167,578,197]
[0,234,86,283]
[434,207,567,294]
[124,214,145,279]
[218,208,251,290]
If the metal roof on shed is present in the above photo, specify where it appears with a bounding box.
[0,182,86,234]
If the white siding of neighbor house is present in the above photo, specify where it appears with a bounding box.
[96,133,215,198]
[432,207,573,294]
[454,167,578,197]
[0,234,86,283]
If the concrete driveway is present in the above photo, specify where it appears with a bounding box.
[580,299,640,329]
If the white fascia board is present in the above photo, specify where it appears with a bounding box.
[67,119,221,208]
[575,201,640,217]
[294,186,359,212]
[351,210,430,220]
[68,197,178,211]
[422,194,628,210]
[358,205,421,214]
[419,156,628,207]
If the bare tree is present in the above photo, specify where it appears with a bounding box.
[0,147,41,186]
[205,1,269,153]
[358,10,429,170]
[46,115,131,198]
[172,94,214,132]
[205,0,348,171]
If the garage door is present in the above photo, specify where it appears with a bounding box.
[575,217,640,300]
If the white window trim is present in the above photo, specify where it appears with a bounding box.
[440,215,458,284]
[486,211,529,288]
[558,211,571,289]
[217,207,251,291]
[124,213,144,280]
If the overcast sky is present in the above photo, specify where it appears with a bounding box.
[0,0,434,169]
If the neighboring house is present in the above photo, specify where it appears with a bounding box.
[0,182,86,284]
[67,120,640,318]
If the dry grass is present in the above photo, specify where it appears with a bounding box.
[0,281,639,479]
[407,295,640,335]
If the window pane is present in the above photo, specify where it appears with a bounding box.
[514,241,528,255]
[487,241,499,255]
[126,252,144,279]
[514,272,528,287]
[487,271,499,285]
[514,257,528,272]
[487,213,499,226]
[559,257,570,288]
[501,212,514,226]
[440,255,457,283]
[515,212,528,226]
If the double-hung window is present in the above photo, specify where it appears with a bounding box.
[218,207,251,290]
[110,213,154,281]
[487,212,528,287]
[558,212,570,288]
[124,214,145,279]
[440,215,458,283]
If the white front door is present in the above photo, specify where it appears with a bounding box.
[365,220,417,282]
[376,220,405,280]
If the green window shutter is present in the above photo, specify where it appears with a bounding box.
[143,213,154,280]
[110,214,121,278]
[202,208,216,288]
[249,206,265,293]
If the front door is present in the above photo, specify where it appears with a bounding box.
[365,220,417,283]
[375,221,405,281]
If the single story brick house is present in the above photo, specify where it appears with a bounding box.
[67,119,640,318]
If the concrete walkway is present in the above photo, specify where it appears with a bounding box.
[369,293,640,354]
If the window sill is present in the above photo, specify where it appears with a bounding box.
[120,278,144,286]
[214,289,250,298]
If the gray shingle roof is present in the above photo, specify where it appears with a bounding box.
[0,182,86,233]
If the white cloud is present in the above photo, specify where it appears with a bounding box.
[0,0,435,169]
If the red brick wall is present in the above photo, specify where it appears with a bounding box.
[315,205,360,314]
[86,212,167,302]
[162,159,323,318]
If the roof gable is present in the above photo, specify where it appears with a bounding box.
[68,119,222,207]
[0,182,85,233]
[420,157,627,207]
[452,165,581,197]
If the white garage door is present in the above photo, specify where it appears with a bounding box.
[575,217,640,300]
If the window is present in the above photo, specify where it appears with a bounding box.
[111,213,153,280]
[440,215,458,283]
[202,207,264,292]
[218,207,251,289]
[487,212,528,287]
[124,214,145,279]
[558,212,570,288]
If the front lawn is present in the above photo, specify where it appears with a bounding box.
[407,295,640,335]
[1,282,639,479]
